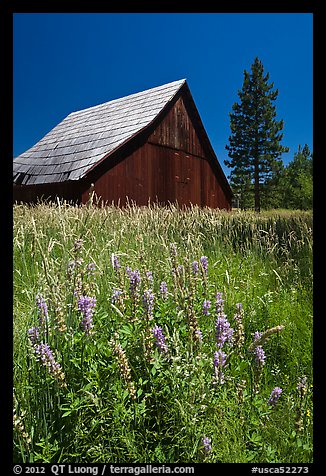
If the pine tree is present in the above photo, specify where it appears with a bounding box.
[225,57,289,211]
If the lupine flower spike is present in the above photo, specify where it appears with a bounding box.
[152,324,168,353]
[160,281,168,300]
[268,387,283,407]
[78,295,96,336]
[34,343,66,385]
[202,436,212,454]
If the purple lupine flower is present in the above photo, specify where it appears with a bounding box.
[192,260,199,275]
[202,436,212,454]
[215,292,225,315]
[160,281,168,300]
[87,262,96,277]
[128,269,141,297]
[152,324,168,353]
[268,387,283,407]
[146,271,154,285]
[34,342,65,382]
[143,289,155,319]
[112,254,121,271]
[200,256,208,275]
[77,295,96,336]
[215,316,234,348]
[111,288,123,304]
[213,349,227,384]
[195,328,203,342]
[36,294,49,329]
[177,264,184,275]
[254,331,262,341]
[254,345,266,368]
[202,299,211,315]
[27,326,40,345]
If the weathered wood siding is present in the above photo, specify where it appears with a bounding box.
[85,97,232,209]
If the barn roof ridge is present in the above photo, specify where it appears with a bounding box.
[68,78,187,116]
[13,79,187,185]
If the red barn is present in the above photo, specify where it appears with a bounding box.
[13,79,232,208]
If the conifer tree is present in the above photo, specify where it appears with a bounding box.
[225,57,289,211]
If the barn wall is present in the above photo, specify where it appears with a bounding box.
[86,142,231,209]
[148,96,206,157]
[85,96,232,209]
[13,182,82,204]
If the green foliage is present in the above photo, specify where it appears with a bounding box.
[278,145,313,210]
[13,203,313,463]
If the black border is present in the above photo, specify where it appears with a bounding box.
[3,1,320,473]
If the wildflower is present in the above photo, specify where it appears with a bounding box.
[202,299,211,315]
[160,281,168,299]
[213,349,227,384]
[268,387,283,407]
[36,294,49,330]
[233,302,245,350]
[254,345,266,368]
[87,262,96,277]
[202,436,212,454]
[215,315,234,348]
[215,292,224,315]
[200,256,208,275]
[152,324,168,353]
[146,271,154,285]
[195,329,203,342]
[248,326,285,353]
[143,289,155,320]
[252,331,265,368]
[34,343,66,384]
[111,288,123,304]
[177,264,184,275]
[27,326,40,345]
[128,268,141,297]
[192,260,199,275]
[112,254,121,271]
[77,295,96,336]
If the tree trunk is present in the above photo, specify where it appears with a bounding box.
[254,158,260,212]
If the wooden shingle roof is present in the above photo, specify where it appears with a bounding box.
[13,79,186,185]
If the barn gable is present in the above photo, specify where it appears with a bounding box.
[13,79,186,186]
[13,79,232,208]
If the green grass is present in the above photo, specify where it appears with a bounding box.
[13,202,313,463]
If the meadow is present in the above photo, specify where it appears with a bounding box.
[13,202,313,463]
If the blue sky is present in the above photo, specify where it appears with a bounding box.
[13,13,313,177]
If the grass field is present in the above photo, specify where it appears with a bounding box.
[13,202,313,463]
